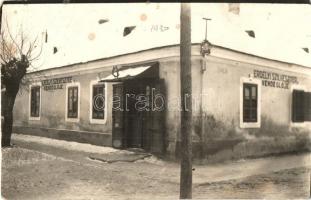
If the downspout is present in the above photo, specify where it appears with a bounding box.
[199,39,211,158]
[200,55,207,158]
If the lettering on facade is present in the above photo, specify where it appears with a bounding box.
[42,77,72,91]
[253,70,298,89]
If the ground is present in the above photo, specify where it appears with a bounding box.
[1,134,311,199]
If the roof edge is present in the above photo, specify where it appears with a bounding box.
[26,43,311,75]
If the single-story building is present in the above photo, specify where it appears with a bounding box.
[12,42,311,160]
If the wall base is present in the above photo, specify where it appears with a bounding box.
[13,126,112,147]
[175,136,310,164]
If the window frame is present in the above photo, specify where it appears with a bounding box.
[89,80,107,124]
[29,82,42,121]
[240,77,261,128]
[65,82,80,122]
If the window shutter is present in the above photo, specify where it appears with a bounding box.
[304,92,311,121]
[292,90,304,122]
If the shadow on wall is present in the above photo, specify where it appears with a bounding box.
[194,114,244,141]
[190,114,311,163]
[248,116,309,138]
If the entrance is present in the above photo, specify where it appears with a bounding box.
[112,78,166,154]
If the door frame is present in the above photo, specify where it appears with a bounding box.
[111,78,166,154]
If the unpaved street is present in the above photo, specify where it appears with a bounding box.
[2,146,310,200]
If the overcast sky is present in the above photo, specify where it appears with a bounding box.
[2,3,311,70]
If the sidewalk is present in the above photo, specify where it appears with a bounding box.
[11,133,311,184]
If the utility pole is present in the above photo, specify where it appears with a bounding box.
[180,3,192,199]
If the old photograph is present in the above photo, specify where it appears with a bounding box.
[1,2,311,199]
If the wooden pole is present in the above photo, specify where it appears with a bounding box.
[180,3,192,199]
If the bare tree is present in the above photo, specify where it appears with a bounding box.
[1,19,43,147]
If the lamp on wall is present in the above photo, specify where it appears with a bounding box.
[200,18,212,56]
[200,40,212,56]
[112,66,120,78]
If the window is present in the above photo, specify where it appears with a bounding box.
[292,90,311,123]
[243,83,258,122]
[92,84,105,119]
[292,90,304,122]
[240,77,261,128]
[30,86,41,118]
[89,81,107,124]
[67,86,79,119]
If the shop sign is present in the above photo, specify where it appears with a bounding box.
[253,70,298,89]
[42,76,72,91]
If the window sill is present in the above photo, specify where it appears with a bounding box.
[240,121,260,128]
[65,118,79,123]
[29,117,40,121]
[90,118,107,125]
[290,122,306,128]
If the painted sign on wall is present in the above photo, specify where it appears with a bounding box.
[253,70,298,89]
[42,77,72,91]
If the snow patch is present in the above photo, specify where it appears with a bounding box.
[12,134,119,154]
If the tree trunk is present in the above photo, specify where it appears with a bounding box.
[1,55,29,147]
[2,87,18,147]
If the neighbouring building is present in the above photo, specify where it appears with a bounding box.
[12,43,311,160]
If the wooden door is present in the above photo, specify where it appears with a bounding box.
[127,84,143,148]
[112,83,124,148]
[148,79,166,154]
[122,82,145,148]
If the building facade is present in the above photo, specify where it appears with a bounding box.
[13,44,311,160]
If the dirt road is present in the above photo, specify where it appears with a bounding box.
[2,146,310,199]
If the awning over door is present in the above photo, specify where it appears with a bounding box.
[99,66,152,82]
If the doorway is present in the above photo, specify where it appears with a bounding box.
[112,78,166,154]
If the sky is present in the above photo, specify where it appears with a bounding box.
[1,3,311,70]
